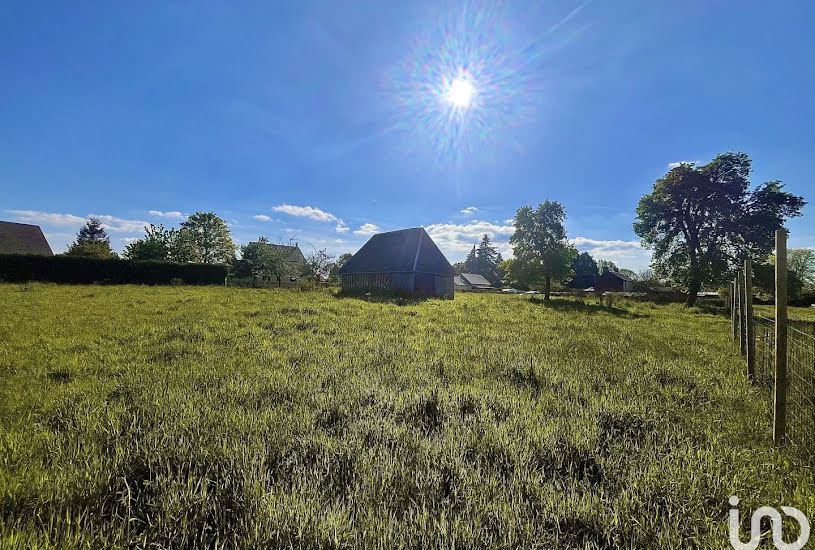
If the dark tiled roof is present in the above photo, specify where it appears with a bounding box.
[460,273,492,287]
[251,242,306,264]
[338,227,455,276]
[0,221,53,256]
[601,270,634,283]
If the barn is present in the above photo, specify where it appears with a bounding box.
[0,221,53,256]
[338,227,455,298]
[595,269,634,293]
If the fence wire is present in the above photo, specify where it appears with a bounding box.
[746,313,815,465]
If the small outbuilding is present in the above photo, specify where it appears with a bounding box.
[338,227,455,298]
[595,269,634,293]
[457,273,494,291]
[0,221,53,256]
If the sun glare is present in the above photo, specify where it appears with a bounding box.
[445,75,476,109]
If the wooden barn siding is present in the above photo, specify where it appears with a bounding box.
[340,272,454,298]
[340,272,415,293]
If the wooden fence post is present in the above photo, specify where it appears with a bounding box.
[745,259,755,382]
[737,270,746,356]
[731,280,737,341]
[773,229,788,446]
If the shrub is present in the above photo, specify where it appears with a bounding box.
[0,254,227,285]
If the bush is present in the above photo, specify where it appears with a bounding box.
[0,254,228,285]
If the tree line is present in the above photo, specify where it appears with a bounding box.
[499,151,809,305]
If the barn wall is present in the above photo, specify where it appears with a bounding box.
[434,275,454,298]
[340,272,414,293]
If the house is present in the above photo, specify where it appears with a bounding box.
[457,272,494,291]
[338,227,455,298]
[595,269,634,293]
[454,276,468,291]
[247,241,307,286]
[0,221,53,256]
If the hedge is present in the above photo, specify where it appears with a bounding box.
[0,254,228,285]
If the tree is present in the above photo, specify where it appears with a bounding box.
[570,252,598,289]
[509,201,577,300]
[788,248,815,289]
[597,259,618,273]
[474,234,501,285]
[618,268,638,281]
[302,248,335,282]
[634,153,805,306]
[238,237,290,285]
[463,245,477,273]
[65,218,116,258]
[123,224,171,261]
[329,252,353,282]
[180,212,236,264]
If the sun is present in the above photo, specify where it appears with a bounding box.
[445,75,476,109]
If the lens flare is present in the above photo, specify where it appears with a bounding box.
[387,1,567,166]
[445,74,476,109]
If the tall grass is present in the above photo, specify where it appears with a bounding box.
[0,284,812,548]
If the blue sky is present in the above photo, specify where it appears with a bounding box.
[2,1,813,270]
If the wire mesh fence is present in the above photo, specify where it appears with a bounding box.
[731,258,815,467]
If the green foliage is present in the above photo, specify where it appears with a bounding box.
[328,252,353,283]
[570,252,598,288]
[0,285,811,547]
[236,237,304,286]
[64,240,117,259]
[75,217,109,245]
[302,248,335,281]
[787,248,815,289]
[634,153,805,306]
[597,259,618,273]
[180,212,236,264]
[65,218,116,258]
[510,201,577,299]
[0,254,228,284]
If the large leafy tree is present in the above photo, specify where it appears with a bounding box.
[123,224,171,261]
[65,218,116,258]
[180,212,236,264]
[634,152,805,306]
[570,252,598,289]
[509,201,577,300]
[237,237,290,285]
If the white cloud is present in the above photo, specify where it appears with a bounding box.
[6,210,86,226]
[272,204,338,223]
[335,220,350,233]
[667,160,699,169]
[148,210,184,219]
[88,214,149,233]
[121,237,139,243]
[425,220,515,258]
[571,236,651,270]
[353,223,380,236]
[6,210,147,233]
[460,206,479,215]
[253,214,273,222]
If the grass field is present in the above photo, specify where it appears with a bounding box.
[1,284,812,548]
[756,304,815,323]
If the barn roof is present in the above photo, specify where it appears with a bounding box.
[460,273,492,287]
[338,227,455,276]
[0,221,53,256]
[601,270,634,283]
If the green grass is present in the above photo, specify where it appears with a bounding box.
[756,304,815,323]
[0,284,812,548]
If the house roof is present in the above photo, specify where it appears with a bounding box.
[454,276,467,287]
[338,227,455,276]
[460,273,492,287]
[250,242,306,264]
[601,270,634,283]
[0,221,53,256]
